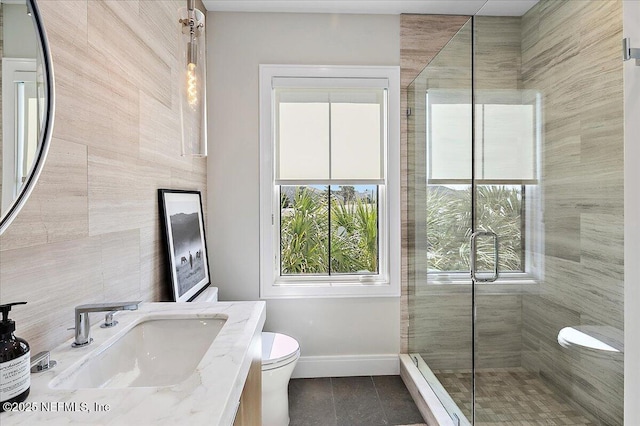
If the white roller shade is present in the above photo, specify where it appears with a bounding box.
[277,95,330,181]
[427,89,538,183]
[428,102,472,181]
[478,104,535,181]
[275,86,386,184]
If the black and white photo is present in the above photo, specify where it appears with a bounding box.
[158,189,210,302]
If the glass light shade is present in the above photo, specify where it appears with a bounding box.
[178,7,207,157]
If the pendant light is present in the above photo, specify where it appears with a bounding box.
[178,0,207,156]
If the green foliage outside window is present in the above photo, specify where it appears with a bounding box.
[279,184,523,277]
[426,185,523,273]
[280,186,378,275]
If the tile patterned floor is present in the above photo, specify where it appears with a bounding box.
[288,375,426,426]
[434,368,596,425]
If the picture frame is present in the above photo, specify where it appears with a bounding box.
[158,189,210,302]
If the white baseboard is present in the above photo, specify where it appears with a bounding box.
[292,354,399,378]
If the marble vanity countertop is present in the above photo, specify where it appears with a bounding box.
[1,301,266,426]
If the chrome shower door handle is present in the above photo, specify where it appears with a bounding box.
[470,231,499,283]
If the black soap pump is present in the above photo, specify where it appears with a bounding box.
[0,302,30,411]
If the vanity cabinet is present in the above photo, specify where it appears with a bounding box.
[233,332,262,426]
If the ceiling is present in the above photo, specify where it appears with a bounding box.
[201,0,540,17]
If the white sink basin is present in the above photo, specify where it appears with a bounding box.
[51,316,226,389]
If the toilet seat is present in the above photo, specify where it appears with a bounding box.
[262,332,300,371]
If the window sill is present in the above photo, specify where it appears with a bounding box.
[426,277,539,286]
[413,276,540,296]
[260,280,400,299]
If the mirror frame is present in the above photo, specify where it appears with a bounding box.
[0,0,55,235]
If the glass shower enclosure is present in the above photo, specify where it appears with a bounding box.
[408,6,624,425]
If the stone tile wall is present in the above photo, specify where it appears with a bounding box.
[400,13,470,354]
[520,1,624,424]
[0,0,207,354]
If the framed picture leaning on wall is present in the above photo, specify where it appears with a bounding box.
[158,189,210,302]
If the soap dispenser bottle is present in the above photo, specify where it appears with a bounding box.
[0,302,30,411]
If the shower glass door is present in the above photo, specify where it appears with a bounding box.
[471,16,543,424]
[410,5,624,425]
[407,18,475,425]
[408,16,542,425]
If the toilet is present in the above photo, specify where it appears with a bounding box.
[189,290,299,425]
[261,332,300,426]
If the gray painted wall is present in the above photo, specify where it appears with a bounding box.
[206,12,401,375]
[3,3,37,59]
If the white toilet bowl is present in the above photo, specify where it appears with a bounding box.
[261,332,300,426]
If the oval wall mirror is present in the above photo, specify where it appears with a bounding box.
[0,0,54,235]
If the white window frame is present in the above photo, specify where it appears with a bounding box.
[259,65,400,299]
[423,90,544,288]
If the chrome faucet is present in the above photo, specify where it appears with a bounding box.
[72,301,141,347]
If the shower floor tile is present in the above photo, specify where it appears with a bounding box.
[433,368,596,425]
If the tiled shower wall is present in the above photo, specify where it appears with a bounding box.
[0,1,206,354]
[520,1,624,424]
[400,14,470,354]
[474,16,528,369]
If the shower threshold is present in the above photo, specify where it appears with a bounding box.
[401,354,597,425]
[400,354,471,426]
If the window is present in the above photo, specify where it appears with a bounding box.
[279,185,380,276]
[259,65,400,298]
[425,89,542,283]
[426,184,526,274]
